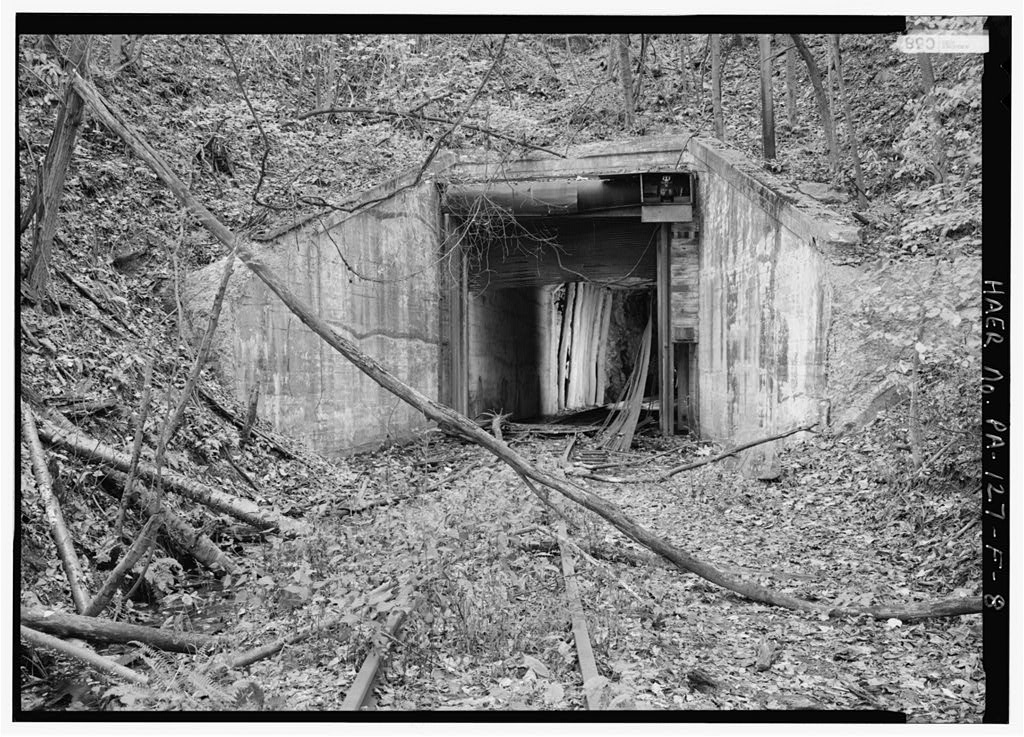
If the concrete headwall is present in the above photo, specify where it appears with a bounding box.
[186,135,871,458]
[689,138,859,470]
[185,176,443,456]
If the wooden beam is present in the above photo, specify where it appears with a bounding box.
[674,343,688,429]
[458,245,469,416]
[689,339,700,433]
[543,285,560,415]
[438,213,452,408]
[657,223,673,435]
[557,283,574,411]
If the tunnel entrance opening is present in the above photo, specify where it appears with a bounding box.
[465,280,656,423]
[441,172,699,437]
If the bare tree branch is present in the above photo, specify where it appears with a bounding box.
[219,35,292,212]
[414,34,508,184]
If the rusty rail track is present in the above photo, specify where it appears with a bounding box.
[340,608,409,710]
[555,520,601,710]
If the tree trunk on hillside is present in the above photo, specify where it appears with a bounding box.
[825,40,836,129]
[790,34,840,171]
[295,36,309,116]
[69,70,984,624]
[758,35,776,159]
[616,35,635,129]
[916,53,948,188]
[100,469,241,574]
[711,34,724,140]
[313,41,323,109]
[830,35,868,207]
[632,34,648,111]
[109,35,123,69]
[785,43,798,127]
[26,35,92,302]
[679,34,691,105]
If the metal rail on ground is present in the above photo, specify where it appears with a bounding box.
[555,520,601,710]
[340,608,409,710]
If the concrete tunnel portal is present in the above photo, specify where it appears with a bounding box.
[185,134,857,463]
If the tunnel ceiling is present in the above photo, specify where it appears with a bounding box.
[467,217,659,293]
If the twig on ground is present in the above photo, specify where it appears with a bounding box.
[659,423,817,481]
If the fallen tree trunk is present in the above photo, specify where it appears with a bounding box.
[37,418,293,534]
[70,71,981,623]
[20,393,241,574]
[21,400,92,614]
[829,596,983,622]
[22,606,222,653]
[21,625,149,685]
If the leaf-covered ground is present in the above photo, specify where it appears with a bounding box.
[28,412,980,719]
[21,406,982,718]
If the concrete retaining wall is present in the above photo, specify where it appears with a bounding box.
[185,175,443,456]
[186,135,871,459]
[688,138,858,472]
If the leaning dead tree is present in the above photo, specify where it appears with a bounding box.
[710,34,724,140]
[616,35,635,129]
[758,34,776,160]
[830,35,868,207]
[790,34,841,172]
[68,70,980,623]
[25,35,92,301]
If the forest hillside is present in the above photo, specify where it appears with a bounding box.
[17,28,990,718]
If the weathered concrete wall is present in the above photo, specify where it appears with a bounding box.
[185,176,443,456]
[688,138,859,470]
[467,286,547,419]
[185,134,876,458]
